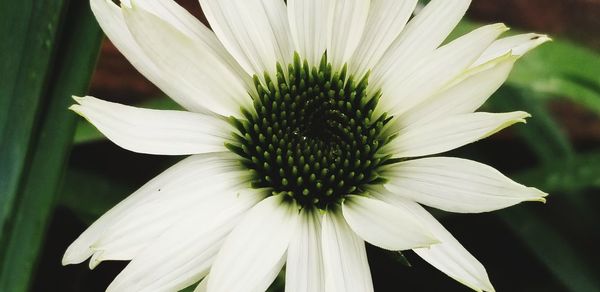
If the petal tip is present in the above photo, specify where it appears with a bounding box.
[494,23,509,32]
[61,253,75,266]
[514,111,532,124]
[68,104,81,114]
[457,276,495,292]
[482,282,496,292]
[522,187,548,204]
[512,34,552,58]
[530,34,551,43]
[88,253,103,270]
[61,243,92,266]
[519,111,532,119]
[423,235,443,248]
[531,34,552,43]
[533,190,549,204]
[71,95,85,103]
[410,234,442,250]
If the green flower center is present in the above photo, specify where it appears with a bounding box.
[228,53,392,210]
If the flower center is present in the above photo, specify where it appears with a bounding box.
[228,53,392,210]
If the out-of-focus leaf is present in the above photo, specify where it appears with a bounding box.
[73,96,181,144]
[446,19,479,41]
[487,85,600,291]
[516,151,600,194]
[60,168,134,223]
[452,20,600,115]
[0,0,66,246]
[266,269,286,292]
[486,86,574,164]
[488,83,597,215]
[499,207,600,292]
[0,1,103,291]
[514,150,599,230]
[461,22,600,289]
[508,40,600,114]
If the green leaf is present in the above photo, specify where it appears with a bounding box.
[60,168,135,223]
[73,96,181,144]
[516,151,600,194]
[508,40,600,115]
[0,1,103,291]
[514,151,600,237]
[498,207,600,292]
[266,269,286,292]
[0,0,67,247]
[452,20,600,115]
[486,85,600,291]
[486,86,600,291]
[486,86,574,164]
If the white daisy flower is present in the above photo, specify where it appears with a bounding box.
[63,0,550,291]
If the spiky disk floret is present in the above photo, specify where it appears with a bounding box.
[228,53,393,209]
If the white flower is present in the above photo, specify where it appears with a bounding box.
[63,0,550,291]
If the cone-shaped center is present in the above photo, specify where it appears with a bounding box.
[228,53,391,209]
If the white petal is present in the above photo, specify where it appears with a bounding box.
[342,195,438,251]
[287,0,333,66]
[378,23,508,117]
[122,3,251,116]
[399,54,518,127]
[321,211,373,292]
[119,0,249,81]
[199,0,293,76]
[371,191,495,292]
[349,0,418,77]
[327,0,370,69]
[70,96,231,155]
[88,174,253,268]
[474,33,551,67]
[383,157,548,213]
[285,209,325,292]
[208,195,300,292]
[194,277,208,292]
[385,111,530,158]
[122,0,255,88]
[62,153,242,265]
[89,0,247,114]
[372,0,471,89]
[106,193,262,292]
[120,0,212,42]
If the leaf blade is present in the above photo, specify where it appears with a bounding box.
[0,1,103,291]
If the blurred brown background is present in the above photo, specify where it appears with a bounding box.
[89,0,600,139]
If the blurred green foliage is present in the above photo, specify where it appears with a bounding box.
[0,1,103,291]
